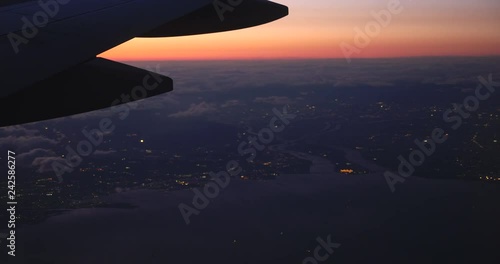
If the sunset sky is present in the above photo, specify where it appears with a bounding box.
[101,0,500,61]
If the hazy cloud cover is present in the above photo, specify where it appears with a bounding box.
[168,101,217,118]
[0,125,39,137]
[221,99,243,108]
[17,148,56,163]
[32,156,66,173]
[253,96,294,105]
[94,150,117,156]
[0,135,58,152]
[130,58,500,96]
[2,58,500,177]
[0,125,62,173]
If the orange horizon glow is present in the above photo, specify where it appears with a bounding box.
[100,0,500,61]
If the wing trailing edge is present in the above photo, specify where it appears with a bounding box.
[0,58,172,127]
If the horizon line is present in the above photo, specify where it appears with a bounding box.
[114,54,500,62]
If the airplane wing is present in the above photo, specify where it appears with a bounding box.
[0,0,288,126]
